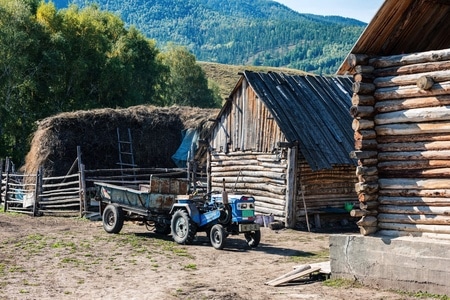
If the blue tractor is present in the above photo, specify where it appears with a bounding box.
[205,192,261,250]
[94,179,261,250]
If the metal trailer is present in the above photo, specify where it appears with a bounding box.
[94,177,261,250]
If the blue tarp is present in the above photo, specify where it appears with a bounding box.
[171,128,199,168]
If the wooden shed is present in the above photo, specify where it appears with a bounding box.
[207,71,357,228]
[337,0,450,239]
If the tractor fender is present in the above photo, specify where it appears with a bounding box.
[170,203,201,225]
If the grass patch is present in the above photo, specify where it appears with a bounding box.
[155,239,192,258]
[51,240,77,252]
[8,266,26,273]
[183,263,197,270]
[323,278,362,288]
[59,257,83,267]
[396,290,449,300]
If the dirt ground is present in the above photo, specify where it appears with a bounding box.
[0,212,434,300]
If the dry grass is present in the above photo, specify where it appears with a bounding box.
[22,105,219,177]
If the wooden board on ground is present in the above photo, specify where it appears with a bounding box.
[309,261,331,274]
[265,264,311,286]
[266,266,321,287]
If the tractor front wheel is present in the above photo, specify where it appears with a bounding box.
[210,224,226,250]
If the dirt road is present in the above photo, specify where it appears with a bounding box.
[0,212,429,299]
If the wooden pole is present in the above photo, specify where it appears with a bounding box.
[0,159,3,206]
[33,167,41,216]
[301,185,310,232]
[77,146,87,217]
[4,158,10,212]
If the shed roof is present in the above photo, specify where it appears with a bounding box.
[337,0,450,75]
[230,71,355,170]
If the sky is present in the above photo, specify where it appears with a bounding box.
[274,0,385,23]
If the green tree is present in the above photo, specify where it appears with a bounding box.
[158,44,221,108]
[0,1,167,163]
[0,0,45,160]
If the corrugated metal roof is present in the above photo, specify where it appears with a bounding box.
[338,0,450,75]
[242,71,355,170]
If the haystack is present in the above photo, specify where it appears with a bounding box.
[22,105,219,177]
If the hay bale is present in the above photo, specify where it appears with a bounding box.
[22,105,219,177]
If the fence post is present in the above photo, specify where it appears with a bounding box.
[33,167,42,216]
[77,146,88,217]
[4,158,10,212]
[79,164,87,217]
[0,159,3,206]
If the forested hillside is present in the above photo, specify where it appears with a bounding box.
[0,1,220,164]
[54,0,366,74]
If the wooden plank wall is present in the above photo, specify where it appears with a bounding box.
[210,79,286,154]
[209,78,289,221]
[350,48,450,239]
[210,152,287,219]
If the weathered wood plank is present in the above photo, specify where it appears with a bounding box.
[374,70,450,88]
[376,122,450,136]
[374,81,450,100]
[378,222,450,234]
[375,95,450,113]
[377,142,450,152]
[378,205,450,215]
[370,48,450,68]
[379,196,450,206]
[374,60,450,77]
[375,106,450,125]
[379,178,450,190]
[378,213,450,225]
[378,150,450,161]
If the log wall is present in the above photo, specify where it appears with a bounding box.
[349,48,450,238]
[210,152,288,219]
[209,76,359,227]
[296,160,357,217]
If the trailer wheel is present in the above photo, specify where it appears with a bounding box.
[210,224,226,250]
[171,209,197,244]
[102,204,124,234]
[244,230,261,248]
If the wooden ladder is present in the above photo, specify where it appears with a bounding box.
[116,128,137,181]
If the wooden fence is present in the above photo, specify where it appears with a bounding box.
[1,158,82,216]
[1,158,197,218]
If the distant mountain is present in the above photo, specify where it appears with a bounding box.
[52,0,366,74]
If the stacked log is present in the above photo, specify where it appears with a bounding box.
[210,152,287,218]
[296,160,357,214]
[354,48,450,238]
[348,54,379,235]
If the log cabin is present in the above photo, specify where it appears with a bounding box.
[332,0,450,295]
[337,0,450,239]
[207,71,357,228]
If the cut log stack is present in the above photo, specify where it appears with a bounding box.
[349,54,379,235]
[349,48,450,238]
[210,152,288,219]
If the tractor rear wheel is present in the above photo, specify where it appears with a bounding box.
[102,204,124,234]
[210,224,226,250]
[171,209,197,244]
[244,230,261,248]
